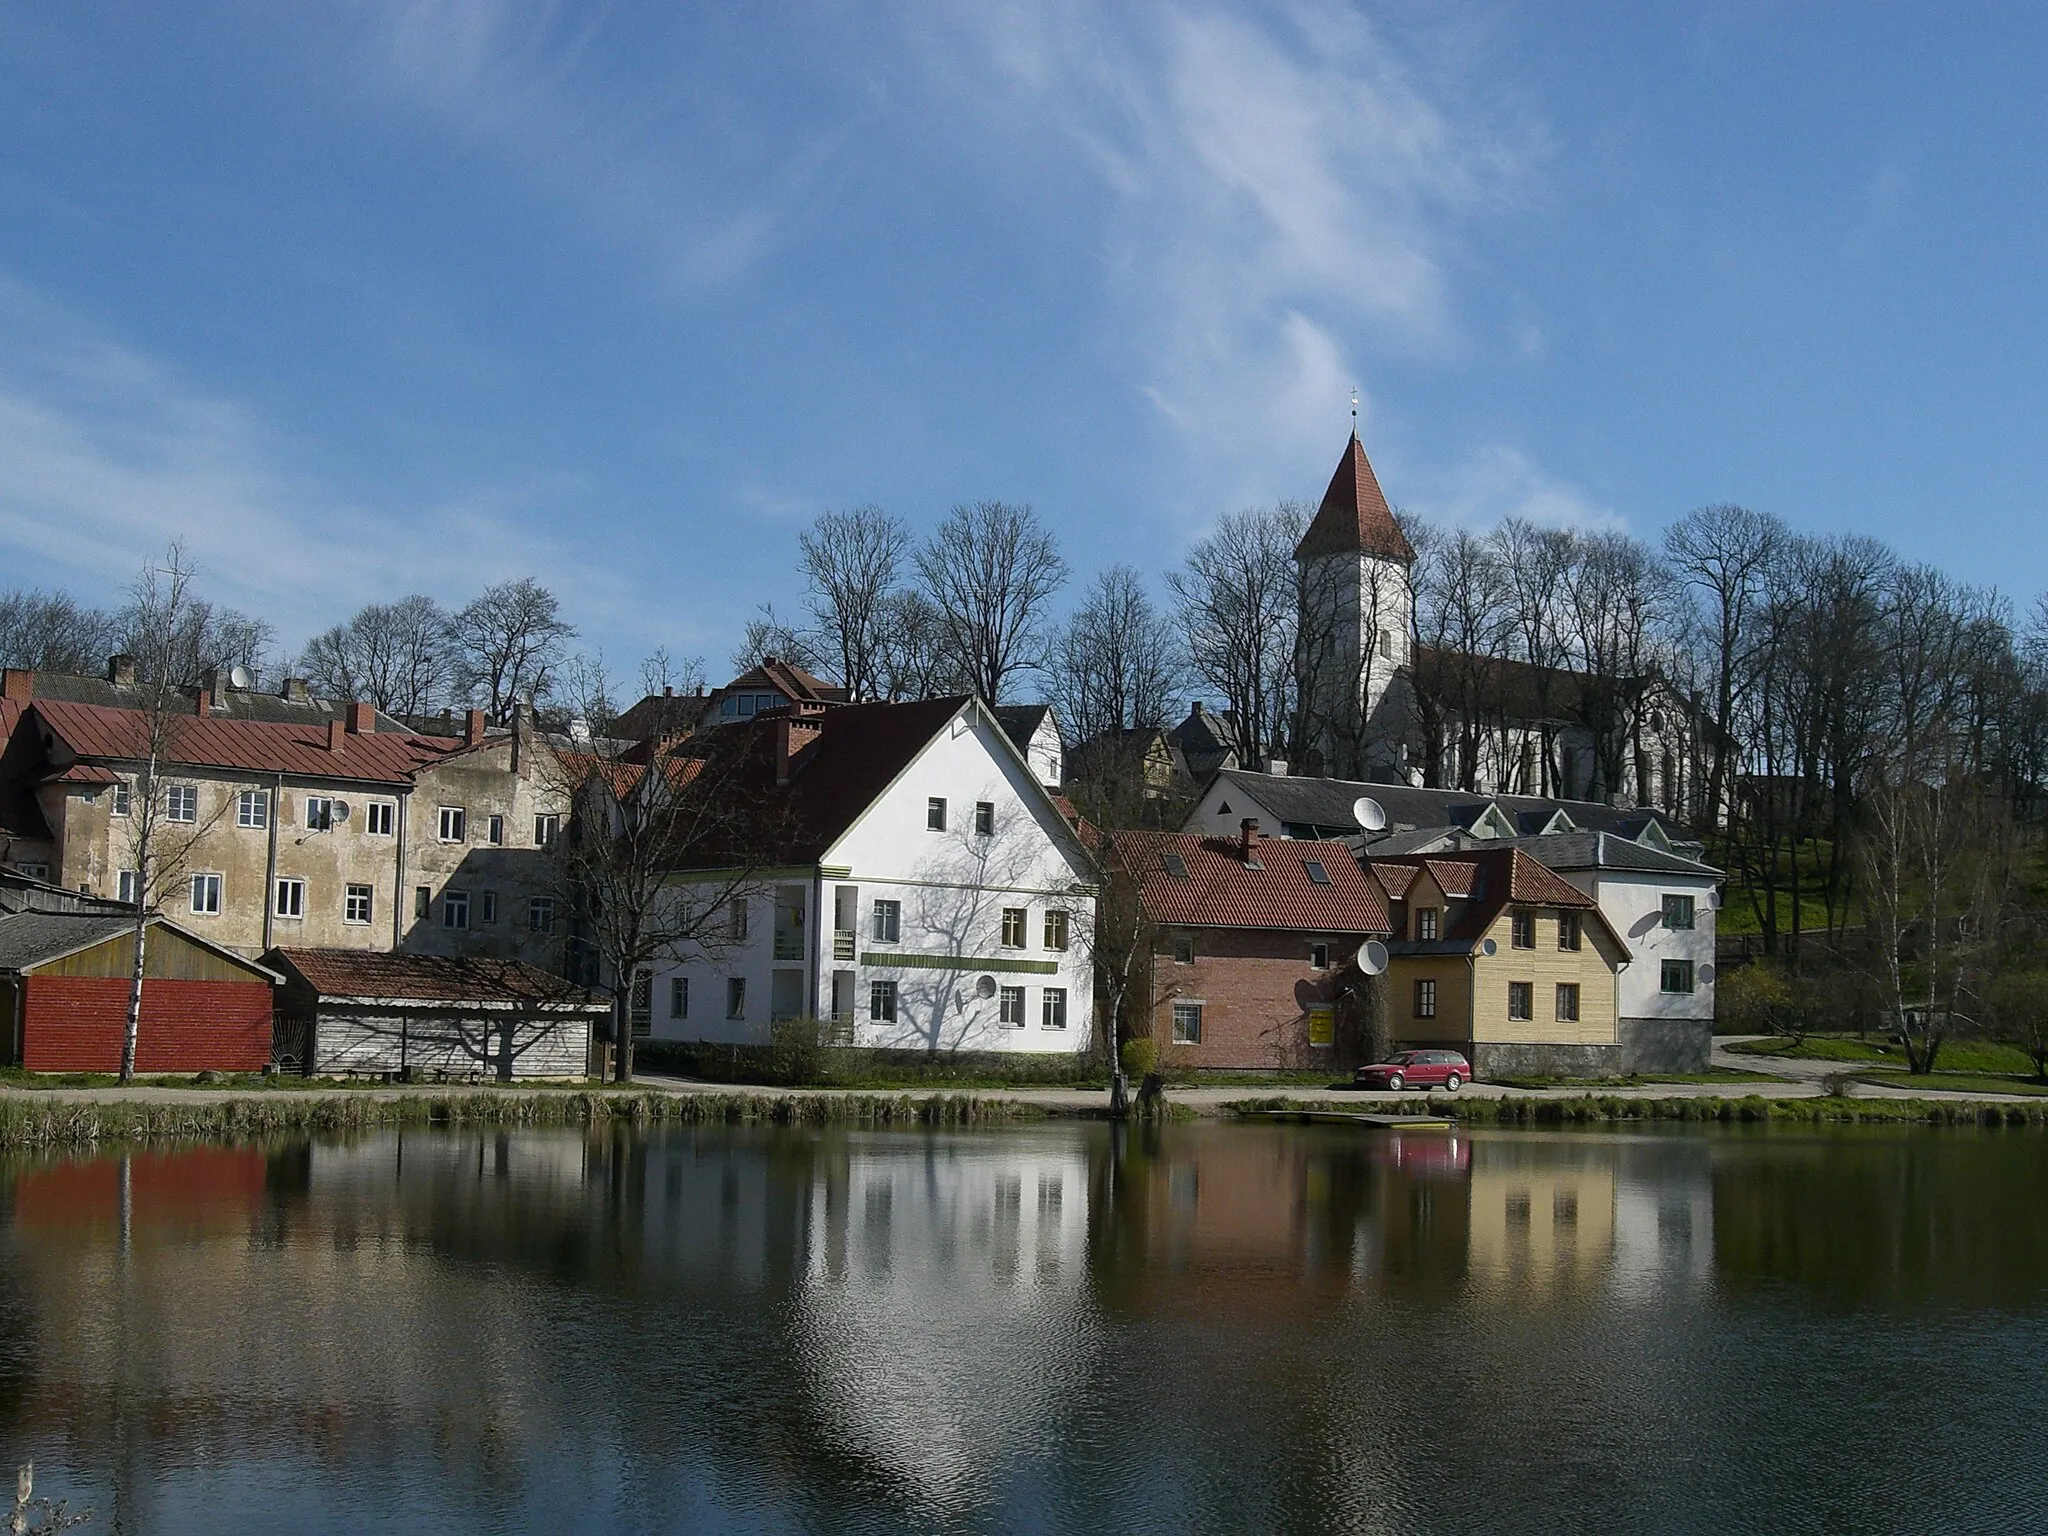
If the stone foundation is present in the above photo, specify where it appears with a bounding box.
[1468,1018,1710,1079]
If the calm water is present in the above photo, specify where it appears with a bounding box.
[3,1119,2047,1536]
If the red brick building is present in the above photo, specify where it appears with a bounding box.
[1108,821,1392,1070]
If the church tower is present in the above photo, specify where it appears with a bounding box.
[1294,430,1416,778]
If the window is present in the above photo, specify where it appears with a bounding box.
[1001,907,1027,948]
[487,814,505,846]
[1556,983,1581,1022]
[1662,894,1696,930]
[12,862,47,880]
[727,978,747,1019]
[528,897,556,933]
[1041,987,1068,1031]
[869,979,897,1022]
[669,977,689,1019]
[1377,628,1393,660]
[165,784,197,823]
[1511,910,1536,949]
[926,796,947,832]
[1310,942,1330,969]
[1558,912,1582,952]
[1171,1001,1203,1043]
[727,898,749,940]
[305,796,334,831]
[274,877,305,919]
[1161,852,1188,878]
[871,898,901,943]
[189,872,222,915]
[1043,909,1069,951]
[111,781,132,817]
[534,813,560,847]
[1000,985,1026,1026]
[237,789,268,829]
[443,889,470,929]
[344,884,373,925]
[1662,959,1696,994]
[1507,981,1533,1021]
[365,801,394,836]
[117,869,139,905]
[1172,931,1195,965]
[1304,859,1331,885]
[975,801,995,837]
[437,806,466,842]
[480,891,499,924]
[1417,907,1439,941]
[414,886,430,919]
[1414,979,1437,1019]
[630,972,653,1036]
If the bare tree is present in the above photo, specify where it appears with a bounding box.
[799,506,909,701]
[448,578,576,721]
[1169,504,1303,768]
[728,602,825,678]
[1050,566,1181,748]
[875,589,963,701]
[0,589,118,673]
[915,500,1068,704]
[1409,526,1513,790]
[297,594,451,714]
[111,588,273,687]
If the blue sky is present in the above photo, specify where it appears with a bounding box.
[2,2,2044,677]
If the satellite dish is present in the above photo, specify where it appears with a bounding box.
[1356,939,1389,976]
[1481,938,1498,957]
[227,665,252,690]
[975,975,997,999]
[1352,796,1387,832]
[332,800,351,822]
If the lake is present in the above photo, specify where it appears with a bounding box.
[3,1118,2046,1534]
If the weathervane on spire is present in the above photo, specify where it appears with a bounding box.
[1350,386,1359,438]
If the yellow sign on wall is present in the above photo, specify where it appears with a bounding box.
[1307,1008,1335,1047]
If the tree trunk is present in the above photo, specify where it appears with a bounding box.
[119,902,149,1084]
[612,995,634,1084]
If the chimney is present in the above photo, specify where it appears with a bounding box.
[1239,816,1264,867]
[774,713,823,785]
[200,666,225,696]
[195,688,212,719]
[465,709,487,748]
[281,677,310,703]
[326,718,345,753]
[1,669,30,704]
[108,654,136,686]
[663,685,675,698]
[347,701,376,735]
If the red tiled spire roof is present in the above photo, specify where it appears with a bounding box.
[1294,432,1416,564]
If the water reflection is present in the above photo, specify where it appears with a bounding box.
[0,1121,2044,1534]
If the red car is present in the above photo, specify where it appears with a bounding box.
[1355,1050,1471,1092]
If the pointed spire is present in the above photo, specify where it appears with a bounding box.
[1294,432,1416,564]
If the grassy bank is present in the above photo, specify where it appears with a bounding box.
[1490,1069,1787,1090]
[1727,1036,2038,1074]
[1225,1093,2048,1127]
[0,1090,1045,1150]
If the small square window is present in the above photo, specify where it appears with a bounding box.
[1662,894,1696,931]
[236,789,268,829]
[189,872,222,915]
[927,797,947,832]
[528,897,556,933]
[1310,942,1330,969]
[1043,909,1069,951]
[727,978,748,1019]
[165,784,197,824]
[870,979,897,1022]
[365,801,395,836]
[1508,981,1533,1021]
[487,814,505,846]
[1556,982,1581,1022]
[1511,910,1536,949]
[1417,908,1439,941]
[669,976,689,1019]
[975,801,995,837]
[534,813,560,847]
[438,806,466,842]
[871,899,901,943]
[274,877,305,919]
[1172,932,1195,965]
[999,985,1026,1027]
[1041,987,1068,1031]
[443,890,470,929]
[1662,959,1695,994]
[344,884,374,925]
[1171,1001,1202,1043]
[1001,907,1027,948]
[1414,978,1437,1019]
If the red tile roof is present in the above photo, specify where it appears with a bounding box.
[1371,862,1419,899]
[1294,432,1417,563]
[266,948,604,1005]
[1372,848,1607,946]
[1111,831,1391,935]
[29,701,462,785]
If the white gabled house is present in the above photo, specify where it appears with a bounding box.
[643,696,1098,1055]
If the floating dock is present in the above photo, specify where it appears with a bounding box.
[1238,1109,1456,1131]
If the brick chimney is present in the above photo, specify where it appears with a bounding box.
[200,666,225,696]
[464,709,487,748]
[281,677,310,702]
[347,701,376,735]
[108,654,135,686]
[195,688,212,718]
[1,669,30,704]
[1239,816,1264,868]
[326,718,346,753]
[774,712,823,785]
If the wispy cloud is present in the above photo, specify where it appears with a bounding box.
[1414,443,1627,533]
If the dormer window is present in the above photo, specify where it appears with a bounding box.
[1304,860,1331,885]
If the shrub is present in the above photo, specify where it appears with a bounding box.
[1120,1037,1158,1081]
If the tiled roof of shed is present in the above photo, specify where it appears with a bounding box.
[1112,832,1391,934]
[30,701,462,785]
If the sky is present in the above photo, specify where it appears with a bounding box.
[2,2,2045,682]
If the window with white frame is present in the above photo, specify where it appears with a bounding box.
[344,884,373,925]
[117,869,139,905]
[999,985,1026,1027]
[305,796,336,831]
[1001,907,1027,948]
[236,789,268,829]
[365,801,395,836]
[727,977,747,1020]
[926,797,946,831]
[870,979,897,1022]
[1043,909,1069,950]
[1041,987,1068,1031]
[487,814,504,846]
[528,897,555,933]
[165,784,197,823]
[534,813,560,847]
[974,801,995,836]
[189,872,222,915]
[111,781,132,817]
[273,877,305,919]
[1417,907,1439,940]
[443,889,470,929]
[438,806,466,842]
[871,898,900,943]
[670,977,689,1019]
[1310,941,1330,969]
[1414,978,1437,1018]
[1171,1001,1202,1043]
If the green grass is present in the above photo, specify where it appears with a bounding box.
[1229,1093,2048,1127]
[0,1067,607,1092]
[1726,1035,2038,1074]
[1852,1069,2048,1098]
[1489,1069,1787,1089]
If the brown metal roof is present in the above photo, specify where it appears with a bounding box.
[30,700,462,785]
[1112,831,1392,934]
